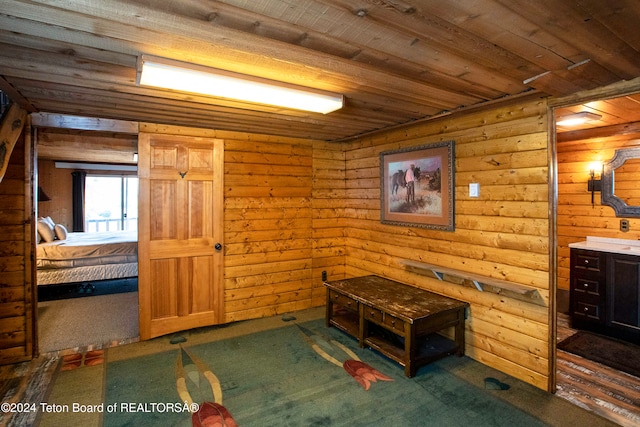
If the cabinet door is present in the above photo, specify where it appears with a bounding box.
[608,254,640,336]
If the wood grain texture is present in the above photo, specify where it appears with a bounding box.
[138,132,224,339]
[0,112,34,365]
[341,97,553,390]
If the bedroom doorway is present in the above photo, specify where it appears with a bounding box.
[34,122,141,355]
[36,166,141,352]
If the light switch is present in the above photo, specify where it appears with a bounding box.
[469,183,480,198]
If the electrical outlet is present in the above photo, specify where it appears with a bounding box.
[620,219,630,232]
[322,271,327,281]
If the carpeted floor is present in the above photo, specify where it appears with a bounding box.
[37,292,139,353]
[35,308,618,427]
[557,330,640,378]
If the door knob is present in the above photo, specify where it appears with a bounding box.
[215,243,222,251]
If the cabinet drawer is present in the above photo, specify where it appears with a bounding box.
[575,301,601,320]
[329,291,358,311]
[573,251,604,272]
[573,278,601,296]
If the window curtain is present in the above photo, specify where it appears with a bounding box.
[71,170,86,232]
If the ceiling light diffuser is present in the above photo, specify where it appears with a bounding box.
[556,111,602,127]
[136,55,344,114]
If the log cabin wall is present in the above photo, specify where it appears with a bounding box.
[0,121,35,363]
[341,97,552,390]
[138,123,346,323]
[223,132,316,321]
[557,134,640,293]
[311,141,347,300]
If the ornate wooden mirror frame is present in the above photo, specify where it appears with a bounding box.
[602,147,640,217]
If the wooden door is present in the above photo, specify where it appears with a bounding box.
[138,133,224,340]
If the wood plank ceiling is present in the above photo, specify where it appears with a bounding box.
[1,0,640,142]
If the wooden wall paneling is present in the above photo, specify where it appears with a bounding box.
[37,120,333,329]
[0,116,34,364]
[312,141,347,302]
[141,123,324,322]
[221,130,316,323]
[341,97,552,390]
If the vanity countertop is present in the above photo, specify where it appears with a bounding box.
[569,236,640,256]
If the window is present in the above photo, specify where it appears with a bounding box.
[84,175,138,232]
[0,90,11,121]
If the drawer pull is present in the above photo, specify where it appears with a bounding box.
[584,307,589,312]
[583,283,588,288]
[584,260,589,265]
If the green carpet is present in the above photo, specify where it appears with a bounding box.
[103,319,549,427]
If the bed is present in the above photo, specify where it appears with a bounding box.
[36,224,138,286]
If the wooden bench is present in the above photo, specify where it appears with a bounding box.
[324,275,469,377]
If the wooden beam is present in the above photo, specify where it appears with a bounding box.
[0,76,36,112]
[0,103,27,183]
[30,113,138,134]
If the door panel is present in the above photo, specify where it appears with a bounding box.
[139,133,224,339]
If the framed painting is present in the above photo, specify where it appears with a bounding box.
[380,141,455,230]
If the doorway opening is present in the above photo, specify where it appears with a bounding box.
[553,92,640,424]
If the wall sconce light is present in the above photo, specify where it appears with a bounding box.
[588,163,602,207]
[136,55,344,114]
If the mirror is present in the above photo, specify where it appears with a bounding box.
[602,147,640,217]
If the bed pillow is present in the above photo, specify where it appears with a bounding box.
[37,219,56,243]
[42,216,55,228]
[54,224,68,241]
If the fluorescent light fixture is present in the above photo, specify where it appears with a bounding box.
[136,55,344,114]
[556,111,602,127]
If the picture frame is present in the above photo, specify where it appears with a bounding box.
[380,141,455,230]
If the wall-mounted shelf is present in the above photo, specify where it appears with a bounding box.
[400,259,546,307]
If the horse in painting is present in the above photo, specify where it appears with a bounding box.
[391,170,406,195]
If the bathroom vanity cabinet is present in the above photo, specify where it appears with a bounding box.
[569,237,640,343]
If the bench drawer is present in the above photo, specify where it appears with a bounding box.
[364,307,405,333]
[383,313,405,333]
[364,306,384,322]
[329,290,358,311]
